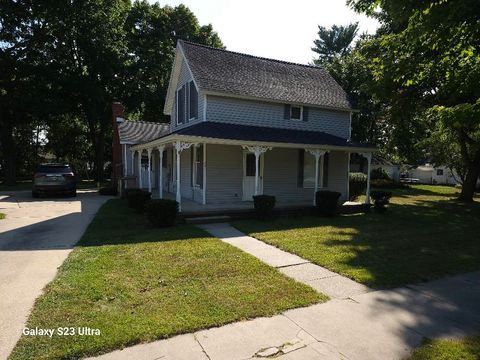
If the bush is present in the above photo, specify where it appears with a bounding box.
[98,186,118,196]
[123,188,141,199]
[371,179,407,189]
[315,190,341,217]
[253,195,276,220]
[370,167,391,180]
[349,172,367,200]
[370,190,392,213]
[127,190,151,212]
[145,199,179,227]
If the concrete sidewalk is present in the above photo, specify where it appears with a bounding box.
[198,223,370,299]
[90,271,480,360]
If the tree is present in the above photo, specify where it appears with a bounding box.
[348,0,480,201]
[122,2,223,122]
[312,23,359,65]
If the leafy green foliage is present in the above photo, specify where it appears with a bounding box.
[409,336,480,360]
[127,189,151,212]
[252,195,276,220]
[145,199,179,227]
[315,190,341,216]
[349,172,367,200]
[312,23,359,65]
[370,190,392,212]
[346,0,480,201]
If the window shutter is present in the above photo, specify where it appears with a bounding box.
[303,106,309,121]
[177,87,185,124]
[284,104,291,119]
[297,149,304,187]
[323,152,329,187]
[189,81,198,119]
[190,147,194,186]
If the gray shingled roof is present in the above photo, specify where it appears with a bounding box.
[171,122,371,148]
[118,120,170,144]
[180,40,353,111]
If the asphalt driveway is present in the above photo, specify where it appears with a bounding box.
[0,190,109,359]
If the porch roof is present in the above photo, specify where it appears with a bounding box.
[131,121,374,152]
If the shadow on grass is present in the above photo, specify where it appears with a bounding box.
[235,196,480,289]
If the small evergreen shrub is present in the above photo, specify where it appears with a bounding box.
[315,190,341,217]
[349,172,367,200]
[370,190,392,213]
[99,187,118,196]
[127,190,151,212]
[253,195,276,220]
[123,188,141,199]
[370,167,391,180]
[145,199,179,227]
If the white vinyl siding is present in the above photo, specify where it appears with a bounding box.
[206,95,350,139]
[205,145,349,204]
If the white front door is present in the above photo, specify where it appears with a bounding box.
[243,152,263,201]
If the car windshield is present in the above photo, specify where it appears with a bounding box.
[36,165,72,173]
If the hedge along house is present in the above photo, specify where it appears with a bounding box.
[112,40,375,212]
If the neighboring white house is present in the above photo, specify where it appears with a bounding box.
[113,40,375,211]
[408,164,459,185]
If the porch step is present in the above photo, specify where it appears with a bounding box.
[184,215,232,224]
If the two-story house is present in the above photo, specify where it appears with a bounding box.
[112,40,374,211]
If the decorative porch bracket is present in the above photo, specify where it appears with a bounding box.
[174,141,195,212]
[242,145,272,196]
[359,152,373,204]
[157,145,165,199]
[305,149,328,205]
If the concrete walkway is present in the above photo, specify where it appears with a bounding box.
[0,190,110,359]
[90,271,480,360]
[198,223,370,299]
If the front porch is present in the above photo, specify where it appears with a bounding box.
[126,125,375,213]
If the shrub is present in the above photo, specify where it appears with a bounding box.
[98,186,118,196]
[370,167,391,180]
[349,172,367,200]
[315,190,341,217]
[145,199,179,227]
[127,190,151,212]
[123,188,141,199]
[370,190,392,213]
[253,195,276,220]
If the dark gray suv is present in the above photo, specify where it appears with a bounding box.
[32,164,77,198]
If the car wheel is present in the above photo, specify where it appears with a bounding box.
[32,191,39,198]
[70,190,77,197]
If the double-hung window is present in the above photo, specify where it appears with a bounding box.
[192,144,203,188]
[176,80,198,125]
[298,150,328,188]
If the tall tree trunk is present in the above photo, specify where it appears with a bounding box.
[0,120,17,185]
[458,149,480,202]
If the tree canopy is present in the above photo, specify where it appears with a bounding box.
[0,0,223,184]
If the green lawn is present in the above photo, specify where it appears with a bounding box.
[409,336,480,360]
[10,200,324,360]
[234,185,480,289]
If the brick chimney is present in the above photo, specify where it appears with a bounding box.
[112,102,125,186]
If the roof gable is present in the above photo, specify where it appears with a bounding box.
[176,40,352,111]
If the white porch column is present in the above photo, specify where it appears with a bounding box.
[131,149,135,176]
[147,148,152,193]
[157,145,165,199]
[123,144,127,177]
[174,141,194,212]
[242,145,272,196]
[202,143,207,205]
[306,149,327,205]
[137,149,143,188]
[360,152,372,204]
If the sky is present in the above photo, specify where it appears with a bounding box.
[155,0,379,64]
